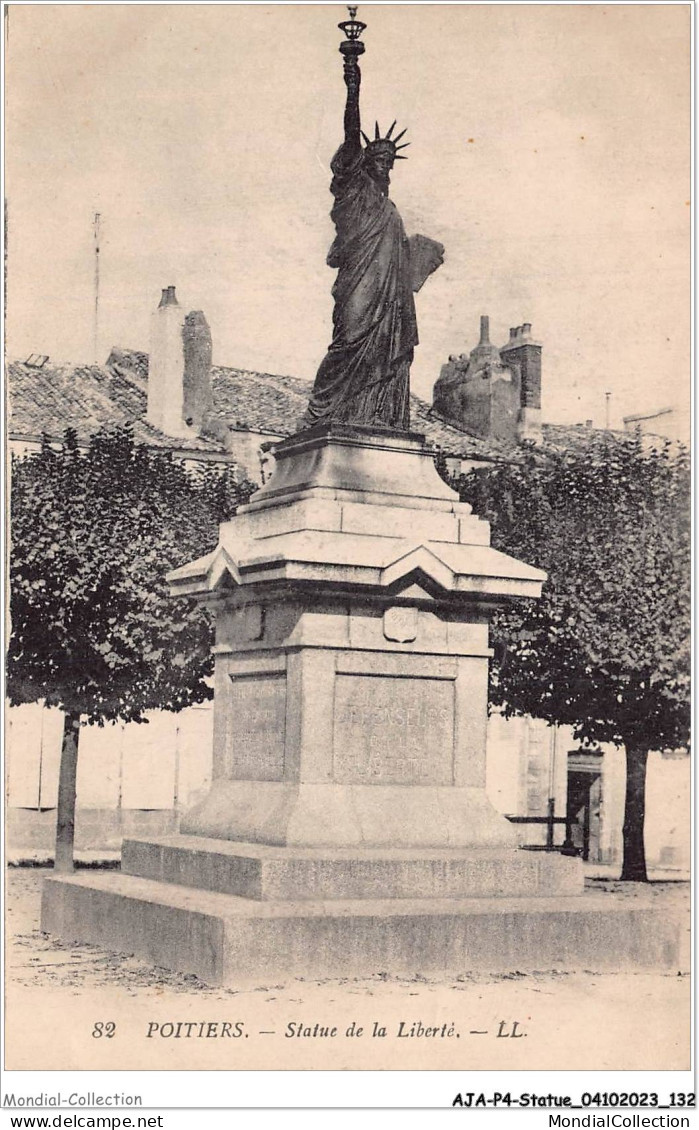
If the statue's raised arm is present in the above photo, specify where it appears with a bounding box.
[341,51,362,155]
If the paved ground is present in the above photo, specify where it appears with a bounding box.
[4,866,691,1072]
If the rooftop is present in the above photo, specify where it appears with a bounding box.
[7,353,220,454]
[8,349,532,463]
[623,406,673,424]
[8,348,629,466]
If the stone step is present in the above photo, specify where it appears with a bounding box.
[41,871,679,986]
[121,835,583,901]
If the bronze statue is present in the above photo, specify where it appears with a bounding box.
[303,8,444,431]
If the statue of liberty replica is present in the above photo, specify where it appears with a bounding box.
[304,7,445,431]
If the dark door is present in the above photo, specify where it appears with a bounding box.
[566,769,602,861]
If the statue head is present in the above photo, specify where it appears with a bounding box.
[362,121,409,190]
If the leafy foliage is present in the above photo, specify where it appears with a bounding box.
[8,426,255,723]
[453,432,690,754]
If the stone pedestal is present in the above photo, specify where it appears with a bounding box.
[41,427,680,982]
[175,425,543,852]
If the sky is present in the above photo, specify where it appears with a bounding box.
[5,3,690,432]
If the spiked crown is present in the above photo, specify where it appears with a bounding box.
[361,120,410,160]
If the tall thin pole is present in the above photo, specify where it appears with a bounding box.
[605,390,611,430]
[93,212,101,364]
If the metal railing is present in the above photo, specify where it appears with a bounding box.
[505,798,579,854]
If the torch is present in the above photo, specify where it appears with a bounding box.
[339,5,366,78]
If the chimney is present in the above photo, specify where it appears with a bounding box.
[500,321,543,443]
[159,284,178,308]
[468,312,501,370]
[433,315,521,443]
[147,286,213,437]
[182,310,214,428]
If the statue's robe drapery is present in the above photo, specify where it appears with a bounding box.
[304,143,418,430]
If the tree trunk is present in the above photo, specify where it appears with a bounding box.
[620,739,649,882]
[54,710,81,872]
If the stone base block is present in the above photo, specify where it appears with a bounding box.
[180,782,520,849]
[42,872,680,986]
[122,835,584,900]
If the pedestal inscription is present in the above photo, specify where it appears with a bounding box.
[228,674,286,780]
[333,674,454,785]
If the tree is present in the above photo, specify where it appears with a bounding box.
[8,426,255,871]
[453,432,690,881]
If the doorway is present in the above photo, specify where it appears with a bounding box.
[566,755,603,862]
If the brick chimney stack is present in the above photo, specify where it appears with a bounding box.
[147,286,213,438]
[500,323,542,443]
